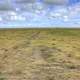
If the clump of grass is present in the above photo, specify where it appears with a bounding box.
[40,46,54,58]
[64,63,77,70]
[0,78,5,80]
[38,46,60,62]
[0,72,5,80]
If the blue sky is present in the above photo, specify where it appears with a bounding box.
[0,0,80,28]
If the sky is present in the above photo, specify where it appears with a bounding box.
[0,0,80,28]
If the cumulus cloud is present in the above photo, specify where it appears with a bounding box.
[0,0,78,11]
[15,0,36,3]
[43,0,69,5]
[0,0,37,11]
[0,0,14,11]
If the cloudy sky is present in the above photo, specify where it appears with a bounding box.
[0,0,79,10]
[0,0,67,11]
[0,0,80,28]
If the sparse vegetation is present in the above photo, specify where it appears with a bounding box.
[0,29,80,80]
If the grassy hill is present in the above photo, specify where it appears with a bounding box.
[0,29,80,80]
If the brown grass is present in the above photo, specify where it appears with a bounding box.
[0,29,80,80]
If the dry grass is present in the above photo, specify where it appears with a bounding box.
[0,29,80,80]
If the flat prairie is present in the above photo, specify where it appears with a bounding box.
[0,29,80,80]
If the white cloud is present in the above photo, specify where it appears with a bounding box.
[0,17,2,21]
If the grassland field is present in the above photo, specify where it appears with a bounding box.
[0,29,80,80]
